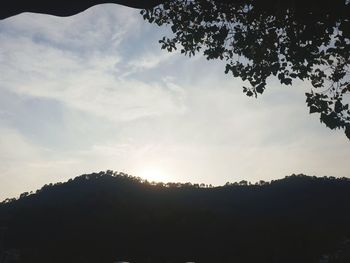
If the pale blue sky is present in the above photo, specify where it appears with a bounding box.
[0,4,349,200]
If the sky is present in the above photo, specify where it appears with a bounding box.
[0,4,349,200]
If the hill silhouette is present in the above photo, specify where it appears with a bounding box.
[1,171,350,263]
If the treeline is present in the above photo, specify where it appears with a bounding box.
[4,171,349,203]
[0,172,350,263]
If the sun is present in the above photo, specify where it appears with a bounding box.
[138,167,169,183]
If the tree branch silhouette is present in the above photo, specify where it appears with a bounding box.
[141,0,350,139]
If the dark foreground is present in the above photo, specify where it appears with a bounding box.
[1,172,350,263]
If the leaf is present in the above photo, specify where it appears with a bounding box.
[255,83,265,94]
[283,78,292,85]
[345,126,350,140]
[309,106,318,114]
[335,100,343,113]
[320,113,339,130]
[278,73,284,81]
[246,90,254,97]
[342,85,350,94]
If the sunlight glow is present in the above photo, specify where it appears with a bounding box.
[138,167,170,183]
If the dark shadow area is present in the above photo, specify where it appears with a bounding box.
[1,171,350,262]
[0,0,161,19]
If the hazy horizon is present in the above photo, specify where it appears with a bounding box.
[0,4,349,200]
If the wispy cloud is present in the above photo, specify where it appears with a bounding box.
[0,7,186,122]
[0,4,349,200]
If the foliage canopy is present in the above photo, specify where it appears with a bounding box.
[141,0,350,139]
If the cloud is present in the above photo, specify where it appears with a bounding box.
[1,4,142,52]
[126,50,176,72]
[0,6,186,122]
[0,4,349,200]
[0,127,54,199]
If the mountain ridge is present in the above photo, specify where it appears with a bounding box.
[1,171,350,263]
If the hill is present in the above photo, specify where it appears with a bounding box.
[1,171,350,263]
